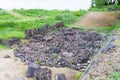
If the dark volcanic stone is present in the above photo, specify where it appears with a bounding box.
[26,63,40,78]
[49,47,60,53]
[0,39,3,45]
[15,28,105,71]
[6,38,19,47]
[34,68,51,80]
[55,73,67,80]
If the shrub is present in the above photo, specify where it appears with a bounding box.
[56,11,76,25]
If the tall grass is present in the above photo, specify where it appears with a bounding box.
[0,11,19,20]
[0,9,87,40]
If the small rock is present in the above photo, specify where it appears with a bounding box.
[49,47,60,53]
[13,77,25,80]
[34,68,51,80]
[55,73,67,80]
[4,55,10,58]
[61,52,74,57]
[43,36,54,41]
[6,38,19,47]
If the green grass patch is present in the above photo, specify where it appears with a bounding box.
[0,11,19,20]
[75,72,83,80]
[109,72,120,80]
[94,27,114,32]
[0,44,7,50]
[0,30,25,40]
[0,9,87,40]
[89,7,109,12]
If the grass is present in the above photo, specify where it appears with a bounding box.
[0,30,25,40]
[75,72,83,80]
[0,10,19,20]
[0,9,87,41]
[109,72,120,80]
[0,45,7,50]
[94,27,115,32]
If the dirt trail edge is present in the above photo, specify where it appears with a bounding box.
[73,11,120,28]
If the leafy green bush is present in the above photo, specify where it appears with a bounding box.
[73,10,87,17]
[56,11,76,25]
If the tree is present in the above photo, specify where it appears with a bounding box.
[91,0,119,8]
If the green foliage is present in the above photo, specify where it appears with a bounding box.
[0,9,86,41]
[35,60,41,65]
[94,0,108,8]
[53,54,58,59]
[0,45,7,50]
[109,72,120,80]
[114,23,120,29]
[75,72,83,80]
[89,7,109,12]
[0,11,19,20]
[0,28,25,40]
[72,10,87,17]
[94,27,115,32]
[56,11,76,25]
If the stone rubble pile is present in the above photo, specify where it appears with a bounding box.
[14,27,106,71]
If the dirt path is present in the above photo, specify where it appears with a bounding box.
[73,11,120,28]
[0,49,79,80]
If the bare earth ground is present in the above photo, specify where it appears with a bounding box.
[0,49,79,80]
[73,11,120,28]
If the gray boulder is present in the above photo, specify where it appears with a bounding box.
[34,68,51,80]
[55,73,67,80]
[26,63,40,78]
